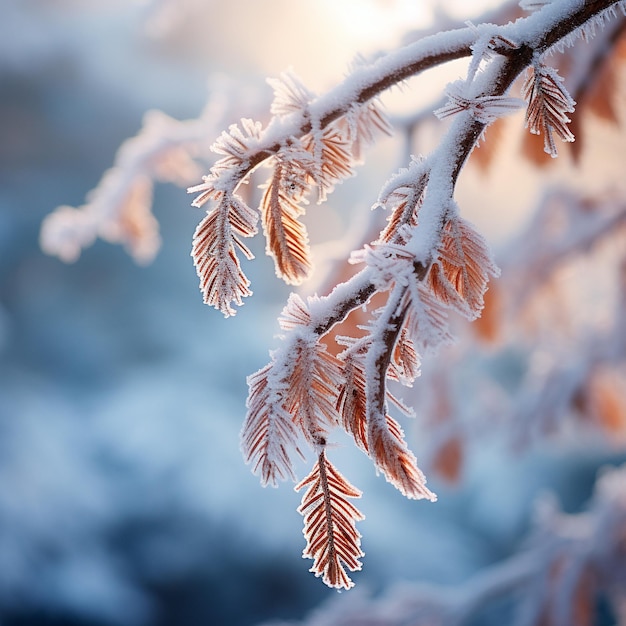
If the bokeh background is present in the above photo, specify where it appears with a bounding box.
[1,1,624,625]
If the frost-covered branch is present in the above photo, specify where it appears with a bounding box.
[39,0,626,592]
[232,0,626,589]
[40,79,266,264]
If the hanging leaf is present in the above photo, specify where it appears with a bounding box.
[301,124,354,202]
[379,183,424,245]
[242,364,304,486]
[428,216,500,320]
[340,98,393,163]
[387,327,421,386]
[276,294,345,445]
[261,161,313,285]
[286,341,344,445]
[368,410,437,501]
[296,451,364,590]
[403,281,454,354]
[336,351,369,452]
[191,191,258,316]
[431,435,464,484]
[523,64,576,158]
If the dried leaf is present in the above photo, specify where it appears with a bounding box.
[432,435,464,484]
[301,124,353,202]
[434,80,524,124]
[585,51,622,124]
[296,451,364,590]
[277,295,344,445]
[471,280,502,344]
[368,411,436,501]
[380,185,423,244]
[336,353,369,452]
[268,70,315,117]
[211,118,264,169]
[261,161,313,285]
[242,364,304,486]
[523,64,576,158]
[287,342,344,445]
[191,191,258,316]
[403,283,454,354]
[339,99,393,163]
[428,217,500,320]
[470,116,507,174]
[587,367,626,438]
[388,328,421,386]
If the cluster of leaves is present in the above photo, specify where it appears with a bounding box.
[39,0,626,595]
[185,0,626,589]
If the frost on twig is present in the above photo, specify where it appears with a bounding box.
[196,0,625,589]
[40,98,229,263]
[41,0,626,591]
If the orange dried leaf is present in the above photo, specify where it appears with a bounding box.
[301,125,353,202]
[242,364,304,486]
[521,128,555,165]
[336,354,369,452]
[191,191,258,316]
[471,281,502,344]
[470,116,506,174]
[261,162,312,285]
[368,412,436,501]
[296,451,364,590]
[380,185,422,244]
[339,98,393,163]
[284,340,344,446]
[388,328,421,385]
[522,64,576,158]
[588,368,626,437]
[428,217,500,320]
[584,34,626,124]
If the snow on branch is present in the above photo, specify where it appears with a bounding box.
[212,0,625,589]
[39,79,254,265]
[41,0,626,592]
[41,108,217,264]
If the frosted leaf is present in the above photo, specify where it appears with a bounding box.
[367,409,436,501]
[427,216,500,320]
[340,99,393,163]
[278,293,312,332]
[191,192,258,316]
[268,70,315,117]
[261,160,313,285]
[435,80,524,125]
[523,64,576,158]
[336,352,369,452]
[301,123,353,203]
[193,118,264,195]
[296,452,364,590]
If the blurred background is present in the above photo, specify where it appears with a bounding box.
[1,1,625,625]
